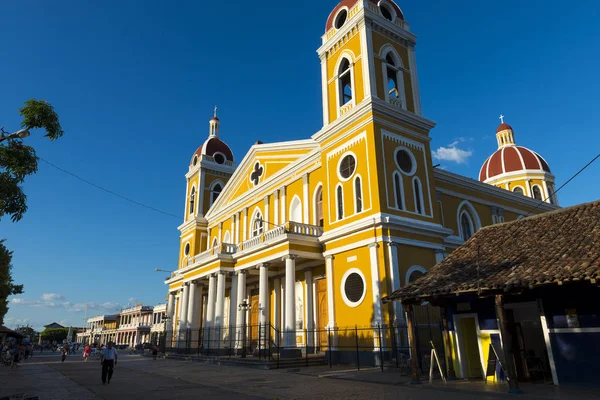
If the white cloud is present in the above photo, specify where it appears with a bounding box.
[41,293,65,301]
[10,294,122,314]
[432,142,473,164]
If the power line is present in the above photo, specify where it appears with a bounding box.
[525,151,600,217]
[38,157,181,220]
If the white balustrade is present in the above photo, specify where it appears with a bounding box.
[287,221,324,237]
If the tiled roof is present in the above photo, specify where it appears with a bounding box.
[383,201,600,304]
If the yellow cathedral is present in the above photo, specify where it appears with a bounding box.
[163,0,558,363]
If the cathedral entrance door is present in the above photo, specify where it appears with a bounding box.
[317,279,328,350]
[250,290,259,350]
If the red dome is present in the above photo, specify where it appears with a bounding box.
[479,146,551,182]
[190,137,234,166]
[496,123,513,133]
[326,0,404,32]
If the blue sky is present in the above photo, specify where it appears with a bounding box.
[2,0,599,331]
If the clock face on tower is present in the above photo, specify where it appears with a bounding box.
[250,162,264,186]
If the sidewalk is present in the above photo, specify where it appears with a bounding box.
[287,365,600,400]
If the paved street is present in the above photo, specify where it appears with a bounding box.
[2,353,600,400]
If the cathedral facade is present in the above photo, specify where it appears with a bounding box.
[163,0,558,359]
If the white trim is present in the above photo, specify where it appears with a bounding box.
[340,267,367,308]
[353,175,364,214]
[335,52,357,118]
[394,146,417,176]
[336,151,357,182]
[458,210,475,241]
[405,265,426,286]
[512,185,526,195]
[323,234,445,257]
[407,44,422,115]
[548,327,600,333]
[332,6,350,30]
[531,184,544,201]
[377,0,398,23]
[313,183,323,227]
[539,300,559,385]
[412,176,425,215]
[223,230,231,244]
[320,55,329,126]
[289,195,302,223]
[456,200,482,238]
[380,45,407,110]
[303,174,309,225]
[335,183,344,220]
[392,171,406,210]
[188,184,197,217]
[184,242,190,257]
[208,180,225,208]
[250,207,264,238]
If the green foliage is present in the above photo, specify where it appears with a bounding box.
[0,240,24,325]
[40,327,73,343]
[0,141,37,222]
[19,99,64,140]
[15,325,36,337]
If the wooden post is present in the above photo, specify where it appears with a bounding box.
[440,306,457,380]
[405,304,421,384]
[495,295,521,394]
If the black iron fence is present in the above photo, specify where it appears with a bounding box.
[156,305,445,373]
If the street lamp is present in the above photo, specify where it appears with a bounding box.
[0,128,30,143]
[238,300,252,358]
[155,268,173,280]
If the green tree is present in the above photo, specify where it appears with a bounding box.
[0,99,63,323]
[0,240,24,325]
[40,327,72,343]
[1,99,64,222]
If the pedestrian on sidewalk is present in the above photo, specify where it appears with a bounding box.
[83,344,91,361]
[10,343,20,369]
[100,341,118,385]
[152,344,158,360]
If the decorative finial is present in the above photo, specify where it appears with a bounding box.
[214,105,218,118]
[499,114,505,124]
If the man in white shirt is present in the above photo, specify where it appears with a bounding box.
[100,341,118,384]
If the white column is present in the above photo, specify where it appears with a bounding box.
[229,272,239,329]
[243,208,248,241]
[231,215,235,243]
[305,269,314,351]
[166,292,176,345]
[325,255,336,329]
[264,195,270,226]
[188,282,203,344]
[303,174,309,224]
[258,263,270,326]
[369,243,383,323]
[280,186,287,224]
[284,255,297,347]
[218,222,223,243]
[274,278,281,346]
[387,243,403,324]
[205,274,216,342]
[320,54,329,125]
[280,279,286,334]
[178,283,190,336]
[215,272,226,343]
[235,213,240,243]
[274,190,279,226]
[235,271,247,348]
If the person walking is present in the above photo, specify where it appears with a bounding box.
[11,343,20,369]
[152,344,158,360]
[61,344,68,362]
[100,341,118,385]
[83,344,91,361]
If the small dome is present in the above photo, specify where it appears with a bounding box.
[326,0,404,32]
[210,117,220,122]
[190,137,234,166]
[479,145,551,182]
[496,123,513,133]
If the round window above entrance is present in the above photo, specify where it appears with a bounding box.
[341,268,366,307]
[334,9,348,29]
[184,243,190,256]
[395,148,416,175]
[339,153,356,180]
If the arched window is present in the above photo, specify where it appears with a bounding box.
[460,212,474,241]
[314,186,324,227]
[251,210,264,237]
[212,237,218,248]
[289,196,302,223]
[189,187,196,214]
[210,182,223,206]
[339,58,353,106]
[393,172,404,210]
[354,176,363,213]
[382,49,406,109]
[513,186,524,195]
[406,266,427,285]
[336,185,344,220]
[223,231,231,244]
[413,178,424,215]
[532,185,543,201]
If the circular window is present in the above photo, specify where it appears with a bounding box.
[380,4,394,21]
[334,9,348,29]
[395,148,416,175]
[341,269,366,307]
[184,243,190,256]
[192,155,198,166]
[214,153,225,165]
[339,154,356,180]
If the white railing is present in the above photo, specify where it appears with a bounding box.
[239,235,262,251]
[264,225,286,241]
[201,155,235,167]
[287,221,324,237]
[389,97,403,109]
[215,242,237,255]
[194,248,213,264]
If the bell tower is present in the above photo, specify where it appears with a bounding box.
[318,0,423,127]
[177,109,236,269]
